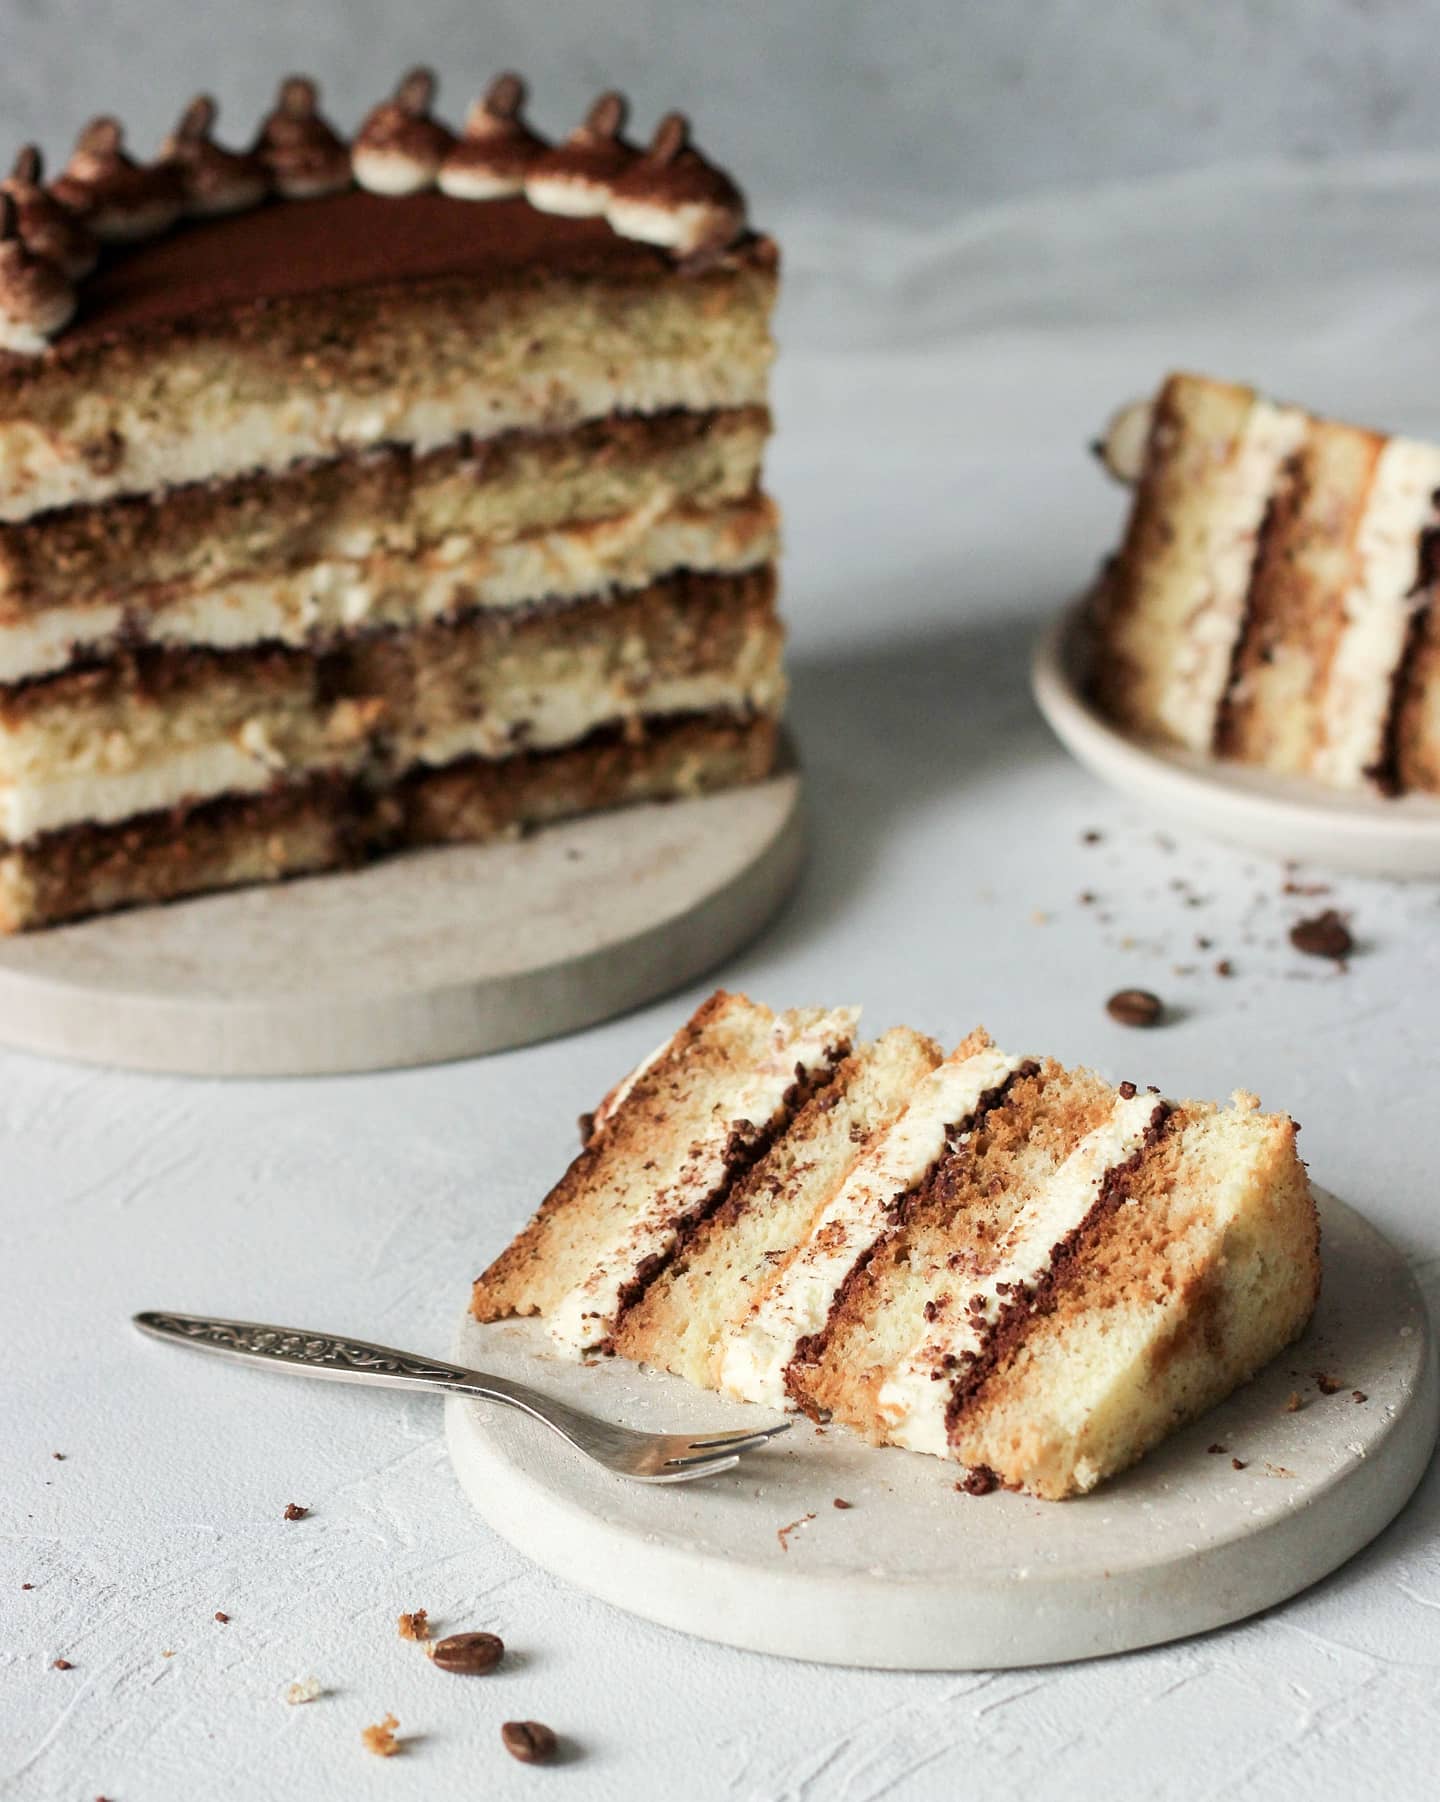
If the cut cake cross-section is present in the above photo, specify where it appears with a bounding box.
[471,990,1320,1499]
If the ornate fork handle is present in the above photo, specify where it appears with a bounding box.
[132,1309,564,1424]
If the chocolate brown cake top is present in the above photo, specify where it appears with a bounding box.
[0,68,756,360]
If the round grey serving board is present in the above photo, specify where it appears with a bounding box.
[446,1189,1437,1670]
[0,765,802,1077]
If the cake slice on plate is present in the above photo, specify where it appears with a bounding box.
[472,991,1320,1499]
[1089,370,1440,794]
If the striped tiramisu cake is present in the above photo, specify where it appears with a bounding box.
[0,71,783,929]
[472,990,1319,1499]
[1088,370,1440,794]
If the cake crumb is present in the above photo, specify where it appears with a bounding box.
[361,1713,402,1757]
[1314,1372,1343,1395]
[214,1611,230,1624]
[832,1497,853,1510]
[1231,1457,1247,1471]
[52,1451,65,1461]
[52,1658,74,1671]
[283,1502,309,1520]
[397,1609,430,1642]
[1285,1391,1304,1412]
[1289,910,1353,961]
[1206,1443,1226,1454]
[956,1465,1000,1496]
[1215,959,1234,978]
[1265,1462,1295,1478]
[776,1512,815,1552]
[285,1676,323,1705]
[1352,1390,1368,1403]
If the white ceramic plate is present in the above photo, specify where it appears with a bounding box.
[1031,603,1440,878]
[0,759,802,1077]
[447,1188,1436,1671]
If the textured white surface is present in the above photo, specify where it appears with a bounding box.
[446,1192,1435,1668]
[8,159,1440,1799]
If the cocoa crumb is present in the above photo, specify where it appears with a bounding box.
[956,1466,999,1496]
[1206,1443,1226,1454]
[51,1452,65,1461]
[283,1502,308,1520]
[1082,829,1104,845]
[1231,1458,1247,1471]
[832,1497,854,1510]
[776,1512,815,1551]
[1289,910,1353,961]
[1352,1390,1368,1403]
[21,1583,33,1590]
[52,1658,74,1670]
[1315,1372,1343,1395]
[214,1611,230,1624]
[361,1713,402,1757]
[1215,959,1234,978]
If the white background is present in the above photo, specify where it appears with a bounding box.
[6,148,1440,1800]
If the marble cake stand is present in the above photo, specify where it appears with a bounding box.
[446,1189,1436,1670]
[0,762,802,1077]
[1033,605,1440,879]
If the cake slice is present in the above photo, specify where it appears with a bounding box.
[1088,370,1440,793]
[472,991,1320,1498]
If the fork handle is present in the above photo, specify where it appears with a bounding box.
[132,1309,558,1419]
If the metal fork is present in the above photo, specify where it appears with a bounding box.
[133,1310,790,1483]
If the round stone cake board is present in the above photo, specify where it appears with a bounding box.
[0,762,802,1077]
[1032,605,1440,879]
[446,1189,1437,1670]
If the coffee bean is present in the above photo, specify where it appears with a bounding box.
[1289,910,1352,960]
[502,1720,558,1764]
[430,1630,503,1675]
[1106,988,1163,1028]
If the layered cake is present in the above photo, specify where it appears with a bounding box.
[0,72,782,929]
[472,990,1319,1499]
[1088,371,1440,793]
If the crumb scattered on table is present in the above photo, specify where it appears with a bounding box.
[833,1497,853,1510]
[1352,1390,1368,1403]
[1285,1391,1303,1412]
[283,1502,309,1521]
[361,1713,402,1757]
[1314,1372,1343,1395]
[214,1611,230,1624]
[1206,1443,1226,1454]
[1265,1462,1295,1478]
[777,1512,815,1551]
[52,1658,74,1671]
[397,1609,430,1642]
[285,1676,323,1705]
[1231,1457,1247,1470]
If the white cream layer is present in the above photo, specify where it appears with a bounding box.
[1159,398,1308,751]
[0,497,778,685]
[1310,436,1440,788]
[0,358,772,523]
[546,1007,859,1355]
[875,1092,1166,1456]
[719,1042,1027,1410]
[0,735,362,842]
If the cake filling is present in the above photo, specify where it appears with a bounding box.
[718,1037,1029,1410]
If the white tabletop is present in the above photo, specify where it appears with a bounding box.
[8,158,1440,1801]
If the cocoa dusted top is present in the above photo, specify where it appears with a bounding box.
[52,189,771,358]
[0,69,757,362]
